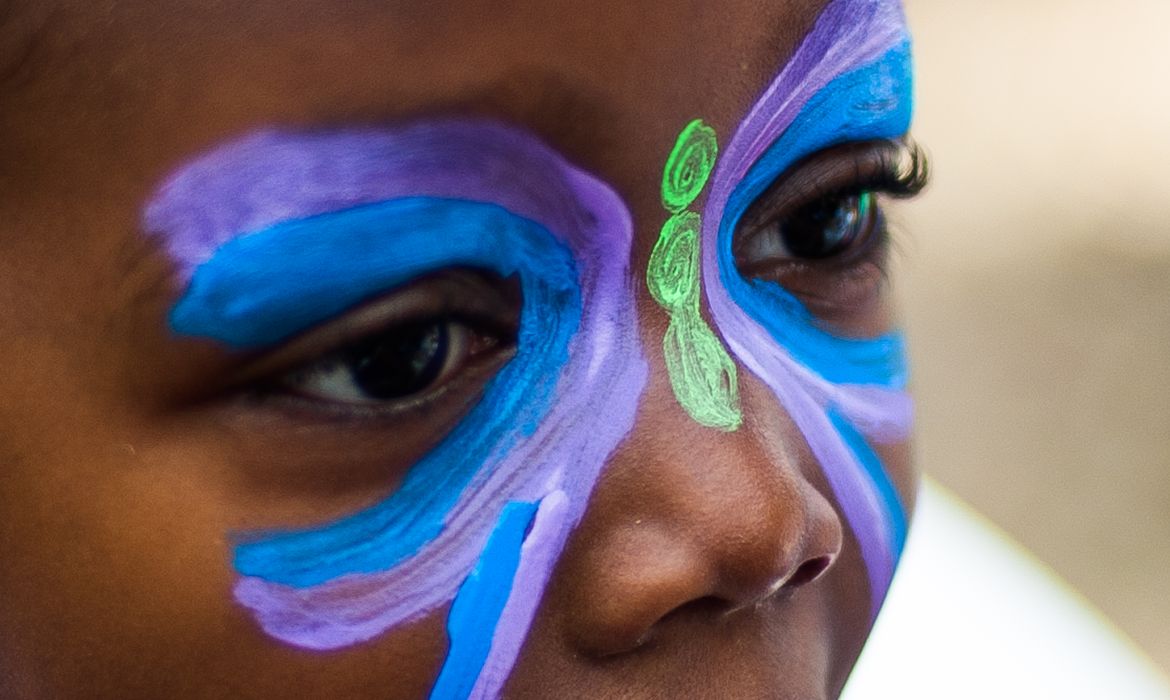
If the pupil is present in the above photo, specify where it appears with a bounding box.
[781,193,865,259]
[346,321,449,400]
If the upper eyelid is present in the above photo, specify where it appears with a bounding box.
[218,270,519,390]
[735,138,927,233]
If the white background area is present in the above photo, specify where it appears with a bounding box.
[895,0,1170,673]
[843,481,1170,698]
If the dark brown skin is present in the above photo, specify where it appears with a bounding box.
[0,1,917,698]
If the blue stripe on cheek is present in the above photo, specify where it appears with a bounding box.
[170,197,581,588]
[429,500,538,700]
[719,42,915,388]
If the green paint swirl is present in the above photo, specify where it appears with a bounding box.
[661,120,718,213]
[647,121,742,431]
[647,212,700,308]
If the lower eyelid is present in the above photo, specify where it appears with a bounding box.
[740,213,895,339]
[207,373,496,516]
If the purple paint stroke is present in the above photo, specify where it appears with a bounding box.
[148,123,611,274]
[148,121,648,670]
[700,0,913,614]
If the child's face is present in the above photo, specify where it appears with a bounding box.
[0,0,923,697]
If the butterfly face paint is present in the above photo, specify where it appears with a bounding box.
[144,0,915,695]
[144,121,648,698]
[700,0,915,613]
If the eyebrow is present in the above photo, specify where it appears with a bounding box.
[170,196,577,348]
[140,62,620,259]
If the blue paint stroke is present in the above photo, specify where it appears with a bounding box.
[827,408,907,557]
[719,42,915,388]
[172,197,581,588]
[430,501,538,700]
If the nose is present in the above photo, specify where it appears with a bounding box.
[557,374,845,657]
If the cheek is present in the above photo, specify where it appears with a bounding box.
[0,343,458,699]
[0,434,239,694]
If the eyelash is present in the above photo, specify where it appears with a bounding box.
[847,138,930,200]
[738,138,928,264]
[262,319,483,417]
[732,139,930,329]
[232,272,520,421]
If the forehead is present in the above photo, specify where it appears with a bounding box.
[2,0,829,89]
[1,0,827,199]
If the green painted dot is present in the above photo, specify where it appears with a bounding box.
[646,212,700,308]
[662,309,743,431]
[661,119,718,213]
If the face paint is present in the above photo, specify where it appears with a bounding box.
[647,120,743,431]
[701,0,915,614]
[145,121,648,697]
[143,0,914,695]
[661,119,719,213]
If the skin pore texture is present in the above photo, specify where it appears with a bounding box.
[0,0,923,698]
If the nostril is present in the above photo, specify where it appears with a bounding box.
[784,554,835,590]
[722,553,838,617]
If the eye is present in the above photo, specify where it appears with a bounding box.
[193,268,520,517]
[238,269,520,416]
[736,139,927,270]
[744,190,878,262]
[281,319,475,405]
[733,139,929,333]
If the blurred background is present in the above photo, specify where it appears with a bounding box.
[899,0,1170,673]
